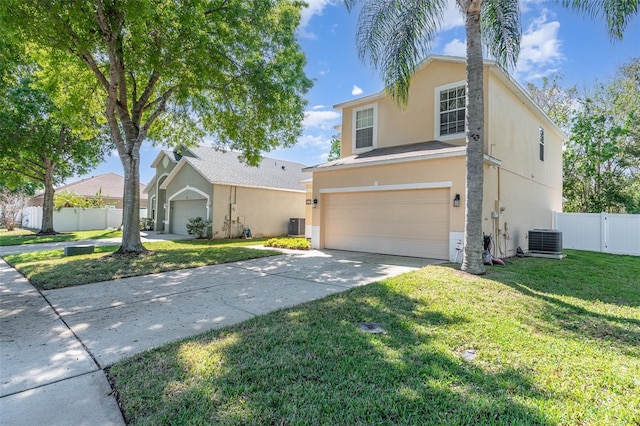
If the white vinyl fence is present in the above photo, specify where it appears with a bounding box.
[22,206,147,232]
[554,212,640,256]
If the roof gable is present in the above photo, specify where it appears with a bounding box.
[160,146,310,192]
[333,54,565,140]
[38,172,147,200]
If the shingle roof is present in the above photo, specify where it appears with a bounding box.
[304,141,465,171]
[40,172,147,200]
[180,146,310,192]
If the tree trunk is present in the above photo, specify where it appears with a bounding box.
[461,3,486,275]
[39,159,57,235]
[115,149,146,254]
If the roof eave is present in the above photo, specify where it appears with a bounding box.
[304,148,467,173]
[143,175,158,194]
[209,181,305,193]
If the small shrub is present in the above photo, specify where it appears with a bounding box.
[186,217,212,239]
[264,237,310,250]
[140,218,154,231]
[0,189,28,231]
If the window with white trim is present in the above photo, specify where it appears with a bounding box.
[352,104,377,151]
[539,126,545,162]
[435,82,466,139]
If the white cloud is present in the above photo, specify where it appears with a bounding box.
[352,85,363,95]
[516,10,564,81]
[520,0,547,14]
[441,0,464,31]
[303,109,340,130]
[312,105,326,110]
[298,133,332,149]
[443,38,466,57]
[299,0,339,39]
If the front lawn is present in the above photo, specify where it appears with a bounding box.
[0,228,122,246]
[4,239,276,289]
[108,250,639,425]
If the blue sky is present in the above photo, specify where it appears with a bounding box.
[81,0,639,185]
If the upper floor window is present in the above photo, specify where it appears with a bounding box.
[353,104,377,151]
[435,81,466,140]
[539,126,545,162]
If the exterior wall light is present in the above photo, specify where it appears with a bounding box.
[453,193,461,207]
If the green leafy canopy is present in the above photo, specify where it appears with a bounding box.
[1,0,313,251]
[1,0,313,164]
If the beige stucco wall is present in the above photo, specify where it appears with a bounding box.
[212,184,305,238]
[340,60,492,157]
[483,164,562,256]
[486,72,564,189]
[304,181,313,238]
[318,58,564,258]
[310,156,467,248]
[483,72,564,256]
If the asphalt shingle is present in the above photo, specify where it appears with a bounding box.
[184,147,309,191]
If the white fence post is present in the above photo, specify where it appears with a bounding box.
[601,212,607,253]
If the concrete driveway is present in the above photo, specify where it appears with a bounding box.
[0,241,441,425]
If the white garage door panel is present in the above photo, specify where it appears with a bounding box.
[324,189,449,259]
[171,199,207,235]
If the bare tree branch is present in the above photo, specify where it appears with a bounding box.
[142,87,175,136]
[133,70,161,119]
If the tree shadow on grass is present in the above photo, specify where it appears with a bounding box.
[19,246,278,290]
[109,282,553,425]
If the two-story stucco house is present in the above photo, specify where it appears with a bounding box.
[145,146,309,237]
[304,55,565,261]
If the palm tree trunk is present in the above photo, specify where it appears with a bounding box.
[461,2,486,275]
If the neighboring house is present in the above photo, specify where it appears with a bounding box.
[145,146,309,237]
[30,172,147,209]
[304,55,564,261]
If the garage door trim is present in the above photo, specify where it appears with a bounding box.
[167,186,211,235]
[319,181,452,194]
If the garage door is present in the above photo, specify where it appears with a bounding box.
[324,188,449,259]
[170,199,207,235]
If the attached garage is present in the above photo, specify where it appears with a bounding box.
[323,188,450,259]
[170,199,207,235]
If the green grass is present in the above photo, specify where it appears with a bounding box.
[264,237,311,250]
[0,228,122,246]
[4,239,277,290]
[108,250,640,425]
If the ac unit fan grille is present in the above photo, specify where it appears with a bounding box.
[528,229,562,254]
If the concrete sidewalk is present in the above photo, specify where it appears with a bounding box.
[1,238,440,425]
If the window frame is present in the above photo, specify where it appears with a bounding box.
[352,103,378,153]
[434,80,467,141]
[539,126,545,162]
